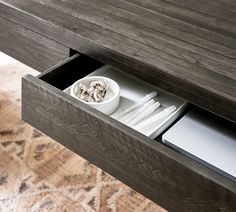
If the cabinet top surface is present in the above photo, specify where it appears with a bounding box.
[0,0,236,121]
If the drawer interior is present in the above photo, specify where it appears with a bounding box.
[22,53,236,211]
[38,53,235,162]
[39,53,189,139]
[36,53,235,161]
[63,64,188,139]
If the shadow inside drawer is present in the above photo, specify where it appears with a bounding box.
[39,54,103,90]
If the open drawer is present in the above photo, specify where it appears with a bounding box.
[22,53,236,212]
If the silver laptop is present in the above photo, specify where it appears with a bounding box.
[162,109,236,182]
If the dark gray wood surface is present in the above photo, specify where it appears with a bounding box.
[22,54,236,212]
[0,0,235,122]
[0,16,69,72]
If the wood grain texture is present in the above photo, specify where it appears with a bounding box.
[22,54,236,212]
[0,61,164,212]
[0,0,235,122]
[0,16,69,72]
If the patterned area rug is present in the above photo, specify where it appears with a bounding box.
[0,53,165,212]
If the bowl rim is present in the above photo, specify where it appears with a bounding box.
[70,76,120,105]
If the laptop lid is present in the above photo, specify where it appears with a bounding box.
[162,108,236,182]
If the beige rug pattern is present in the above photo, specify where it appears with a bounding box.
[0,54,165,212]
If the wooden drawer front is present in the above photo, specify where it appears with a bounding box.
[22,54,236,212]
[0,16,69,72]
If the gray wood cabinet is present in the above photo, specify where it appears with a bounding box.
[1,0,236,211]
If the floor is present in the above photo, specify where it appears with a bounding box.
[0,52,165,212]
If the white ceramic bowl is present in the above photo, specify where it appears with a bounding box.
[70,76,120,115]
